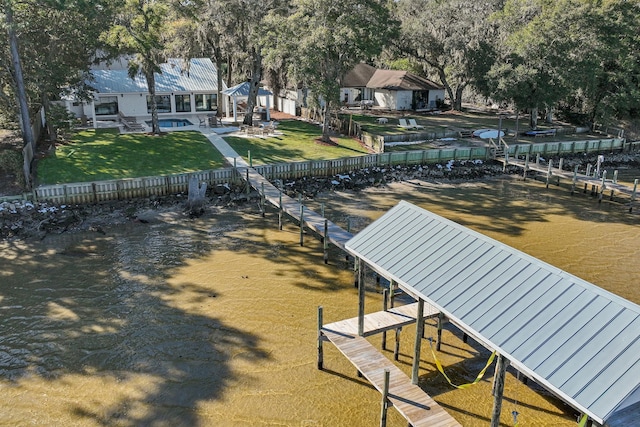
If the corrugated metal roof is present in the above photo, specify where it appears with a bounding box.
[345,201,640,425]
[90,58,222,94]
[222,81,272,97]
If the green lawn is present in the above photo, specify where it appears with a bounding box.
[223,119,369,165]
[37,129,226,185]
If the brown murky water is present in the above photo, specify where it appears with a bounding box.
[0,176,638,426]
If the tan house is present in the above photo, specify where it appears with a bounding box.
[340,63,445,111]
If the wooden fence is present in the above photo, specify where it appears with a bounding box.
[23,137,633,205]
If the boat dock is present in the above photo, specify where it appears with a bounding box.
[499,154,639,209]
[238,163,353,250]
[319,303,462,427]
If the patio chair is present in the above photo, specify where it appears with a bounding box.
[197,116,207,127]
[398,119,412,129]
[408,119,425,129]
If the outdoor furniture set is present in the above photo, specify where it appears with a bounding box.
[398,118,425,130]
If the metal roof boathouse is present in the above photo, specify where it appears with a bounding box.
[344,201,640,426]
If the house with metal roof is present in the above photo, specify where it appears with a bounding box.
[344,200,640,427]
[65,58,227,126]
[340,63,445,111]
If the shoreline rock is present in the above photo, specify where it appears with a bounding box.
[2,152,638,241]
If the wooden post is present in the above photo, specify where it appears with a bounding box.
[436,312,444,351]
[490,354,509,427]
[323,219,329,265]
[320,202,325,218]
[571,165,578,195]
[248,150,252,168]
[599,171,606,203]
[299,204,304,246]
[380,369,390,427]
[411,299,425,384]
[586,163,592,177]
[246,169,250,195]
[317,306,323,370]
[394,328,401,361]
[536,153,540,165]
[389,280,396,308]
[382,289,389,350]
[278,184,283,230]
[357,258,365,337]
[523,154,529,180]
[558,158,564,171]
[613,170,618,184]
[260,182,265,217]
[630,179,638,212]
[546,159,552,188]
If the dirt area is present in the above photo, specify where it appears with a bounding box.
[0,130,26,196]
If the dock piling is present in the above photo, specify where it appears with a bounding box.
[317,306,323,370]
[436,312,444,351]
[382,289,389,350]
[299,204,304,246]
[260,182,265,217]
[323,219,328,264]
[380,369,390,427]
[411,299,425,385]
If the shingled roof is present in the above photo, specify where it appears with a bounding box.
[366,69,443,91]
[340,63,377,87]
[340,64,444,91]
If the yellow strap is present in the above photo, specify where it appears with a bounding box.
[429,340,496,389]
[578,414,588,427]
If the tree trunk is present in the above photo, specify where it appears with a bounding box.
[545,105,553,123]
[454,85,465,111]
[321,101,332,143]
[226,54,233,89]
[243,48,262,126]
[214,48,223,116]
[529,106,538,130]
[438,68,455,110]
[6,3,35,150]
[41,92,56,143]
[147,71,160,134]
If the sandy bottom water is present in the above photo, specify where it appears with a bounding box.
[0,176,638,426]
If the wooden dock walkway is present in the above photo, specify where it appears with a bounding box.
[239,165,353,250]
[499,156,639,208]
[321,303,461,427]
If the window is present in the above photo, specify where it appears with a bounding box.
[195,93,217,112]
[94,96,118,115]
[175,94,191,112]
[147,95,171,113]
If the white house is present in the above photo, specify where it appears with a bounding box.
[65,58,227,126]
[340,63,445,111]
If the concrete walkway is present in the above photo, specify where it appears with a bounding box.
[199,128,245,166]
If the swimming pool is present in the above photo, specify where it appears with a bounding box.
[146,119,193,127]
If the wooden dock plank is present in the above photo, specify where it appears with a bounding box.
[502,158,638,198]
[323,329,461,427]
[322,303,460,427]
[323,302,439,337]
[239,166,353,250]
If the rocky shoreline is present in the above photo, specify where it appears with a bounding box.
[1,152,638,241]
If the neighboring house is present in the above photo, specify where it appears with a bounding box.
[64,58,227,125]
[340,63,445,111]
